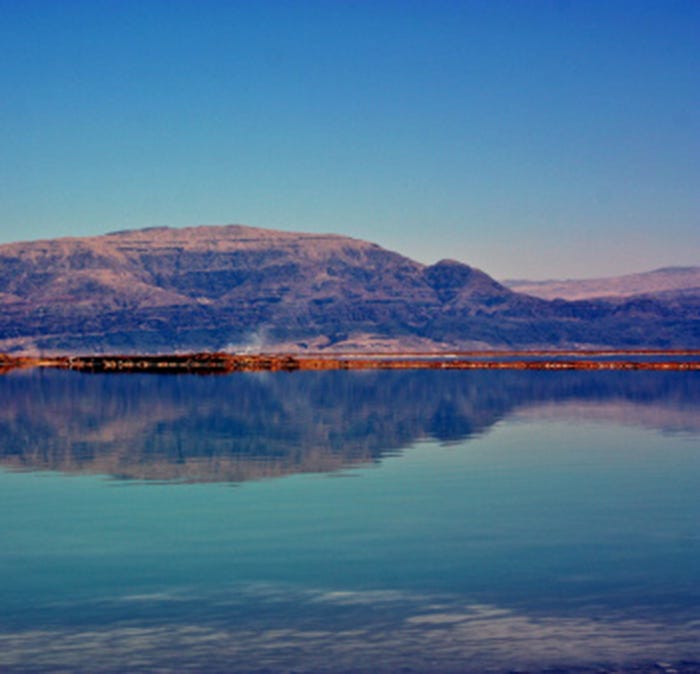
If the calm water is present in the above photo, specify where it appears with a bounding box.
[1,369,699,673]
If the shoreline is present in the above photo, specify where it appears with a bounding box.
[2,350,700,374]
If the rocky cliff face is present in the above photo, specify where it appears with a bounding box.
[0,225,697,353]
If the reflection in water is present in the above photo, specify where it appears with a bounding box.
[1,586,699,673]
[1,369,699,673]
[1,369,699,482]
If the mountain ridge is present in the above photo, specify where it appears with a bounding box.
[0,224,698,354]
[504,266,700,301]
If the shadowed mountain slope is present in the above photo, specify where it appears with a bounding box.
[0,225,698,353]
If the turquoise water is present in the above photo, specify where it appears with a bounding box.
[1,369,699,672]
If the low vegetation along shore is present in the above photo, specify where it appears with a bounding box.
[2,350,700,374]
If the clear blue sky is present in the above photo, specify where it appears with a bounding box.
[1,0,698,279]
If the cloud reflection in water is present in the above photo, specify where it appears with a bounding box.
[1,585,699,672]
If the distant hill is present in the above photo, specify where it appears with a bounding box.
[504,267,700,301]
[0,225,698,354]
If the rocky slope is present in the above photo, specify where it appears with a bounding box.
[0,225,698,353]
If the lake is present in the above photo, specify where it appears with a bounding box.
[1,368,699,673]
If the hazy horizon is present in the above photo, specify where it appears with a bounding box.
[1,0,698,279]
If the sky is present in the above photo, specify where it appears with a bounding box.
[1,0,698,280]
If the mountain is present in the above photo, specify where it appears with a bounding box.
[504,266,700,301]
[0,225,698,354]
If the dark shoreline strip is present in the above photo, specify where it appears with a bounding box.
[2,352,700,374]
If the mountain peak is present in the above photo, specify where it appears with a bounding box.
[425,259,511,304]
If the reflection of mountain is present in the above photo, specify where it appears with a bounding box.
[1,370,698,482]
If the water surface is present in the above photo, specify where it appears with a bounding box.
[1,369,699,672]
